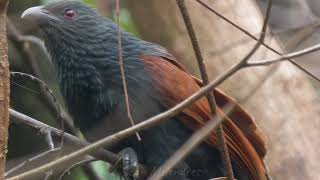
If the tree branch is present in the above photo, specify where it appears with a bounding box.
[195,0,320,82]
[57,157,97,180]
[5,148,61,177]
[246,43,320,67]
[0,0,10,178]
[8,109,120,167]
[176,0,234,178]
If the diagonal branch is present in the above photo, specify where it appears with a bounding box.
[9,109,120,165]
[7,109,120,179]
[5,148,61,177]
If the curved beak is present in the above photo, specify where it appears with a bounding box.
[21,6,57,26]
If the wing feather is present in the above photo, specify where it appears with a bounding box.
[142,55,267,180]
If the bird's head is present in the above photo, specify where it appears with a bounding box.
[21,0,119,57]
[21,0,105,33]
[21,0,165,71]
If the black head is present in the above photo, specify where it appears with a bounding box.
[22,1,116,49]
[21,0,125,70]
[21,1,104,30]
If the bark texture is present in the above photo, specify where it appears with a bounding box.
[126,0,320,179]
[0,0,10,179]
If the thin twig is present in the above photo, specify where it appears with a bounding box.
[7,110,119,178]
[7,19,47,53]
[284,21,320,50]
[43,129,54,150]
[176,0,233,178]
[10,72,65,152]
[8,109,119,179]
[195,0,320,82]
[8,109,120,165]
[115,0,141,140]
[5,147,60,177]
[210,178,237,180]
[43,170,53,180]
[246,43,320,67]
[57,157,97,180]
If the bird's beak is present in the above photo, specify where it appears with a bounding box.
[21,6,57,26]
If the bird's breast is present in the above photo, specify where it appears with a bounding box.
[81,86,163,142]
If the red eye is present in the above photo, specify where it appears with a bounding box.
[64,9,75,20]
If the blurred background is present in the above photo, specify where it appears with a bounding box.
[6,0,320,179]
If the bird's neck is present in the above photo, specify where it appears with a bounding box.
[45,37,147,129]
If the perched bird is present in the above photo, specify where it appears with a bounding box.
[22,1,268,180]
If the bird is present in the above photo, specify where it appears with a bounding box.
[21,1,268,180]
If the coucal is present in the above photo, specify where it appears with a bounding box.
[22,1,268,180]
